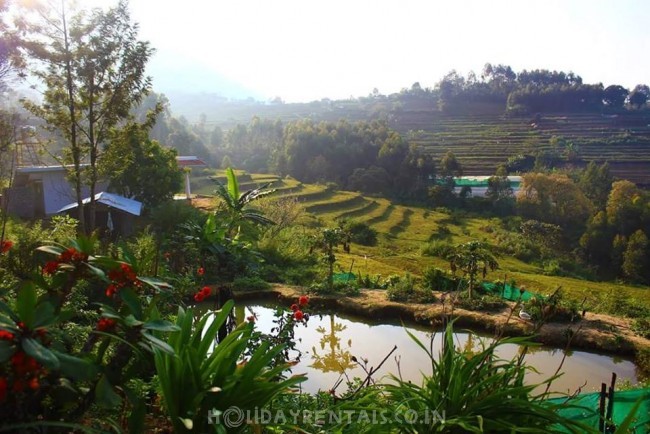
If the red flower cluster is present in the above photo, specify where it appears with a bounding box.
[0,240,13,254]
[42,247,88,275]
[197,267,205,276]
[97,318,117,332]
[0,350,45,399]
[105,263,141,297]
[0,330,14,341]
[291,295,309,322]
[194,286,211,302]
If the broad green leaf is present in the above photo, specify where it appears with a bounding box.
[17,283,37,327]
[36,245,63,256]
[0,300,19,323]
[124,315,143,327]
[0,341,15,363]
[142,331,175,355]
[119,287,142,319]
[95,375,122,408]
[139,276,173,292]
[22,337,60,369]
[53,351,98,381]
[142,320,180,332]
[33,302,56,328]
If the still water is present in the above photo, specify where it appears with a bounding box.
[202,301,638,396]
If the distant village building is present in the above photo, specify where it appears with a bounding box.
[175,156,208,200]
[2,165,108,219]
[452,176,522,197]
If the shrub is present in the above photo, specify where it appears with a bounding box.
[232,276,271,291]
[386,273,436,303]
[631,317,650,339]
[421,267,457,291]
[340,220,378,246]
[421,240,454,257]
[454,292,506,312]
[525,289,581,323]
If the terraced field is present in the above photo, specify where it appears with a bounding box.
[193,170,650,305]
[393,111,650,185]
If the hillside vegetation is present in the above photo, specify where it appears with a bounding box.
[191,170,650,308]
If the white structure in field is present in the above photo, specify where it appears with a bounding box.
[452,176,522,197]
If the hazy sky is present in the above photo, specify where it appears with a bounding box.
[98,0,649,102]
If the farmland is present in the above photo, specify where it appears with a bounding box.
[191,170,650,309]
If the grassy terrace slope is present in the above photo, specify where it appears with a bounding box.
[193,170,650,308]
[397,111,650,185]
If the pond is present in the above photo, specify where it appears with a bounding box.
[199,301,639,396]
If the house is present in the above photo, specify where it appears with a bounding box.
[58,192,142,237]
[2,165,107,219]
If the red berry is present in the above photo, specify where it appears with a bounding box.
[293,310,304,321]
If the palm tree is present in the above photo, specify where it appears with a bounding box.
[447,241,499,298]
[213,167,276,239]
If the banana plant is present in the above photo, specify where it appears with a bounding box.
[213,167,276,240]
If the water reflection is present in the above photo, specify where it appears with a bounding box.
[198,301,639,395]
[310,315,356,373]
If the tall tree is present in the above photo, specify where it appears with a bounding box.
[622,230,650,283]
[578,161,613,209]
[17,0,153,232]
[602,85,628,108]
[628,84,649,109]
[100,113,182,208]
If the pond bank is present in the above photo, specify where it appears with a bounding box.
[233,284,650,363]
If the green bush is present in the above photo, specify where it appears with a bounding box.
[340,219,378,246]
[631,317,650,339]
[454,292,507,312]
[421,240,454,257]
[232,276,271,291]
[386,273,436,303]
[421,266,457,291]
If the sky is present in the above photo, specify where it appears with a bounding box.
[93,0,650,102]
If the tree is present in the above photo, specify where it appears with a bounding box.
[311,227,347,292]
[0,0,15,89]
[602,85,628,108]
[439,150,463,179]
[606,180,644,236]
[486,165,514,214]
[517,173,592,230]
[628,84,649,109]
[578,161,612,210]
[579,211,614,273]
[100,115,182,208]
[17,0,153,233]
[622,230,649,283]
[447,241,498,298]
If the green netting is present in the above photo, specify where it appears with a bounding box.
[481,282,536,301]
[548,388,650,433]
[333,273,356,283]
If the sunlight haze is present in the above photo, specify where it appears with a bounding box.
[87,0,650,101]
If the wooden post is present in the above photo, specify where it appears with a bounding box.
[599,383,607,433]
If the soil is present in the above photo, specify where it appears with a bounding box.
[234,284,650,362]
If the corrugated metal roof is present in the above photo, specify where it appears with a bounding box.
[176,156,207,167]
[57,192,142,216]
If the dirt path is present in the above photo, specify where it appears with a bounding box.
[235,285,650,359]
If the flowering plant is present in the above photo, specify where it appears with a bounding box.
[0,236,179,429]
